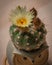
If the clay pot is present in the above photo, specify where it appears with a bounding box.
[7,41,49,65]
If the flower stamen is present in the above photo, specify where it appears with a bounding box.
[16,18,27,27]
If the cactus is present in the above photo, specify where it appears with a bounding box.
[9,7,47,51]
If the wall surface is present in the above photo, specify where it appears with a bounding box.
[0,0,52,65]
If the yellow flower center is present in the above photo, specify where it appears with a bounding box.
[16,18,27,27]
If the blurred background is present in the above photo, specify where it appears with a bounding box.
[0,0,52,65]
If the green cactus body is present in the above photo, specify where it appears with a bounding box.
[9,22,47,51]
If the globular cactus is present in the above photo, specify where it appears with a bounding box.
[9,7,47,51]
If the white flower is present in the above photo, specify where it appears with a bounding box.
[10,6,34,27]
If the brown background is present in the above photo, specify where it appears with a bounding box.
[0,0,52,65]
